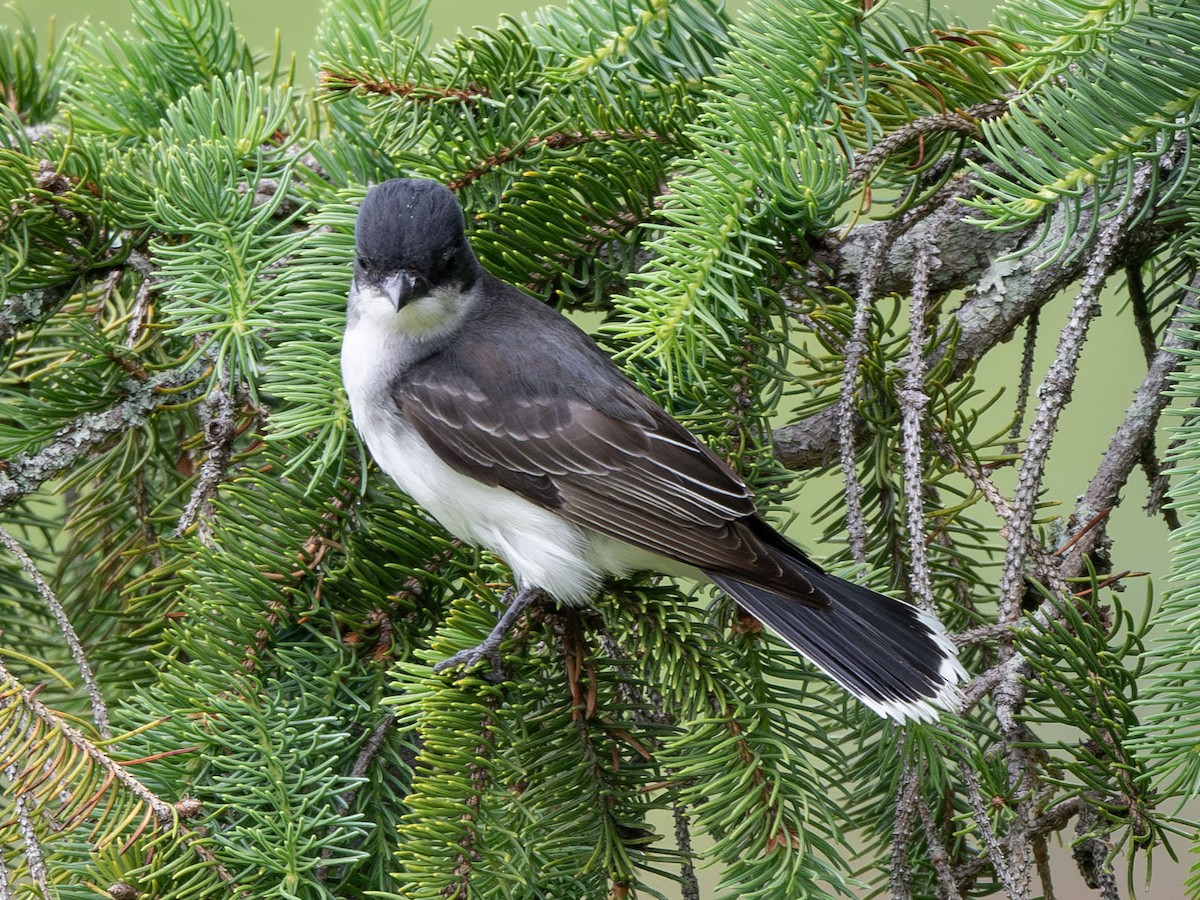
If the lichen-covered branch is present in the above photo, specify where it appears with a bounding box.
[775,170,1182,470]
[0,524,110,738]
[0,363,206,511]
[0,284,73,344]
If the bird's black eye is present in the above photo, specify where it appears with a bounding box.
[355,252,368,268]
[436,245,461,276]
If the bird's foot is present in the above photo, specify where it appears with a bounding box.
[433,640,506,682]
[433,586,544,682]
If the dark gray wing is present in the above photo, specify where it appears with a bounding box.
[395,310,823,600]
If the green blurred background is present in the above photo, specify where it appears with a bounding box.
[2,0,999,69]
[2,0,1185,895]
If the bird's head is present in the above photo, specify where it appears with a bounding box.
[352,179,482,316]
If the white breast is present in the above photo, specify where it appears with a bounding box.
[341,301,637,605]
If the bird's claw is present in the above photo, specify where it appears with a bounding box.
[433,643,507,682]
[432,586,545,683]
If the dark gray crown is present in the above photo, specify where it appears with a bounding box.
[355,179,480,289]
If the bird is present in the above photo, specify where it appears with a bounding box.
[341,178,965,723]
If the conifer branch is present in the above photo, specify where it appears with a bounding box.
[390,539,465,611]
[317,712,402,884]
[243,474,359,671]
[318,71,491,103]
[0,660,237,886]
[719,707,798,854]
[446,128,672,192]
[4,0,1198,894]
[450,696,499,896]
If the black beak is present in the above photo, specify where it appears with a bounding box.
[381,270,425,310]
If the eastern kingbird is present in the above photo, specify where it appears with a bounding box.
[342,178,965,723]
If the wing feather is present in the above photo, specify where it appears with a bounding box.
[398,373,819,589]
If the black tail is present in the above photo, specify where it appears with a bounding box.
[707,568,965,722]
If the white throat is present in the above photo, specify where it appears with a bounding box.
[341,282,475,429]
[349,280,478,346]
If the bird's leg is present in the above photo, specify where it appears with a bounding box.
[433,585,545,681]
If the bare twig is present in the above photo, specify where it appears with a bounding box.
[931,434,1065,594]
[1126,264,1157,366]
[899,243,938,610]
[673,802,700,900]
[348,713,399,784]
[176,385,237,539]
[998,157,1157,624]
[0,524,110,738]
[1006,310,1039,457]
[1058,277,1200,577]
[954,620,1021,648]
[776,171,1181,471]
[848,110,988,185]
[1034,835,1055,900]
[952,797,1086,889]
[1142,443,1177,525]
[889,760,920,900]
[916,794,960,900]
[839,227,894,562]
[132,469,162,570]
[978,163,1168,858]
[960,759,1029,898]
